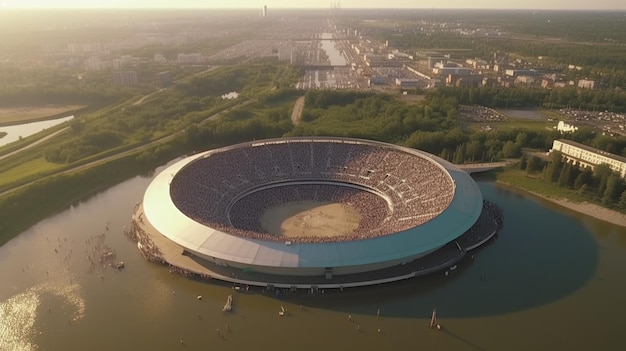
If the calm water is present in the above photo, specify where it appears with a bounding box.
[1,160,625,351]
[0,116,74,147]
[320,33,347,66]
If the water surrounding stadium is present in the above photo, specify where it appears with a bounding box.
[1,160,625,351]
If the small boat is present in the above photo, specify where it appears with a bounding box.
[278,305,286,316]
[449,265,457,271]
[197,295,202,300]
[429,308,441,330]
[223,294,233,312]
[114,261,125,269]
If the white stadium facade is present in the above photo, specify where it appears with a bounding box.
[135,137,497,287]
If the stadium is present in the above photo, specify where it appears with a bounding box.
[132,137,501,288]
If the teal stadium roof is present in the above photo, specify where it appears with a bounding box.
[142,138,483,270]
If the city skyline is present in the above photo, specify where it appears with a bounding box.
[1,0,625,10]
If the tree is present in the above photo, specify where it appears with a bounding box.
[594,163,613,197]
[519,153,528,170]
[466,139,483,162]
[545,151,564,183]
[453,143,466,164]
[557,162,572,188]
[502,140,521,158]
[574,166,593,189]
[603,174,624,205]
[579,183,589,196]
[619,189,626,210]
[526,155,542,173]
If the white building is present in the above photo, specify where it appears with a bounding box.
[551,139,626,178]
[556,121,578,133]
[578,79,596,90]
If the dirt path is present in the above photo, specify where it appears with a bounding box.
[290,96,305,126]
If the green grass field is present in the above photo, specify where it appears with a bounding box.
[494,165,586,202]
[0,158,62,189]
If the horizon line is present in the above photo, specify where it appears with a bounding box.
[1,7,625,11]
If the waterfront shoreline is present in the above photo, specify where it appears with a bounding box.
[497,181,626,228]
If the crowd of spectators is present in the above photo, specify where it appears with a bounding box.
[456,200,504,250]
[169,139,456,243]
[227,184,389,243]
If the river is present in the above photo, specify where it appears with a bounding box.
[320,32,347,66]
[0,116,74,148]
[0,160,625,351]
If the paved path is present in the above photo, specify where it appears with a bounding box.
[458,161,515,174]
[0,127,69,162]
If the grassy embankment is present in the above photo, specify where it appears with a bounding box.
[0,140,185,247]
[490,164,626,215]
[492,165,584,200]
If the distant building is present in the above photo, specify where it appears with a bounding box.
[465,58,489,69]
[541,78,555,89]
[550,139,626,178]
[555,121,578,133]
[112,71,138,86]
[395,78,420,88]
[433,66,471,76]
[578,79,596,90]
[368,76,387,85]
[505,69,538,77]
[515,75,536,85]
[451,74,483,88]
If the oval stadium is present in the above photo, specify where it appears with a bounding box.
[130,137,502,289]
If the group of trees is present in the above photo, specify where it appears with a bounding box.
[428,86,626,112]
[521,151,626,210]
[285,89,563,165]
[288,90,459,145]
[41,61,301,164]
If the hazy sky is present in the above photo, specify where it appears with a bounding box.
[1,0,624,10]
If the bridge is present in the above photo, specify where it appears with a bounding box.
[457,161,515,174]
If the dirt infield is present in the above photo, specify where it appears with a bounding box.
[261,200,361,238]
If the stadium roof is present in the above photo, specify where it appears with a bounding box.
[142,138,483,269]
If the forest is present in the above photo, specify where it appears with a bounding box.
[428,86,626,112]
